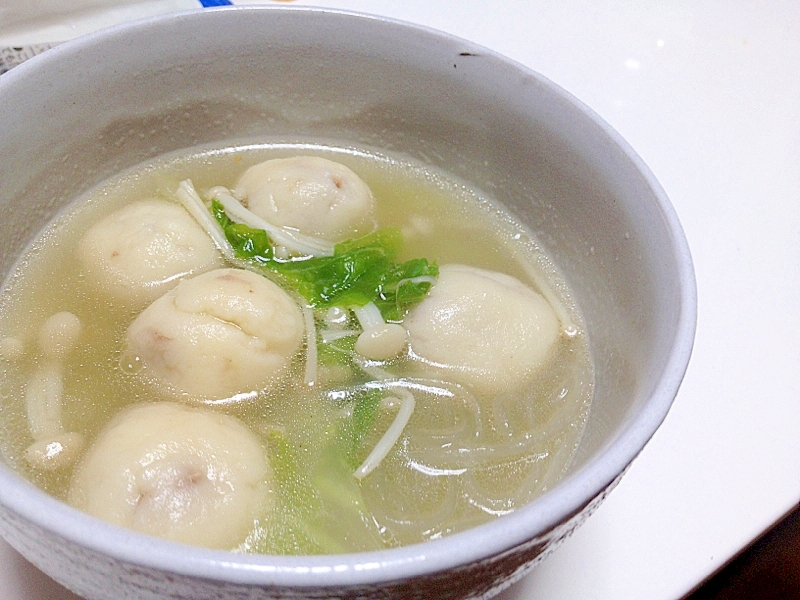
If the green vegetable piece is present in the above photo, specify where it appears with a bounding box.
[243,420,387,555]
[212,200,273,263]
[240,430,325,555]
[317,335,359,381]
[212,203,438,320]
[311,435,385,553]
[374,257,438,322]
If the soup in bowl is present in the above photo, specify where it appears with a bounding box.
[0,7,696,600]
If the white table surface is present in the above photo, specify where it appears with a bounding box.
[1,2,799,599]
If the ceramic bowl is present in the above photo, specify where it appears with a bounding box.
[0,7,696,600]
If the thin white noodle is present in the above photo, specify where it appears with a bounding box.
[532,442,574,495]
[302,305,317,387]
[324,306,349,329]
[363,447,460,536]
[504,240,577,335]
[175,180,236,262]
[462,450,551,516]
[208,187,335,258]
[352,302,385,330]
[320,340,393,380]
[354,389,415,480]
[350,355,394,381]
[320,329,360,342]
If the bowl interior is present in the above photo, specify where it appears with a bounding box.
[0,5,696,588]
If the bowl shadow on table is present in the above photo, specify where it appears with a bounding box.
[492,505,800,600]
[684,504,800,600]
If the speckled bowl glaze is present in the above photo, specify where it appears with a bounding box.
[0,7,696,600]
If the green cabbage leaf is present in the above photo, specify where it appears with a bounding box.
[212,200,437,321]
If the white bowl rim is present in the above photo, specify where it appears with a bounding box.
[0,4,698,589]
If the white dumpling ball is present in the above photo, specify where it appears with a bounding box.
[126,268,304,401]
[234,156,376,243]
[68,402,271,549]
[405,264,560,396]
[78,199,223,306]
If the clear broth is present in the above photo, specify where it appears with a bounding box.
[0,142,593,553]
